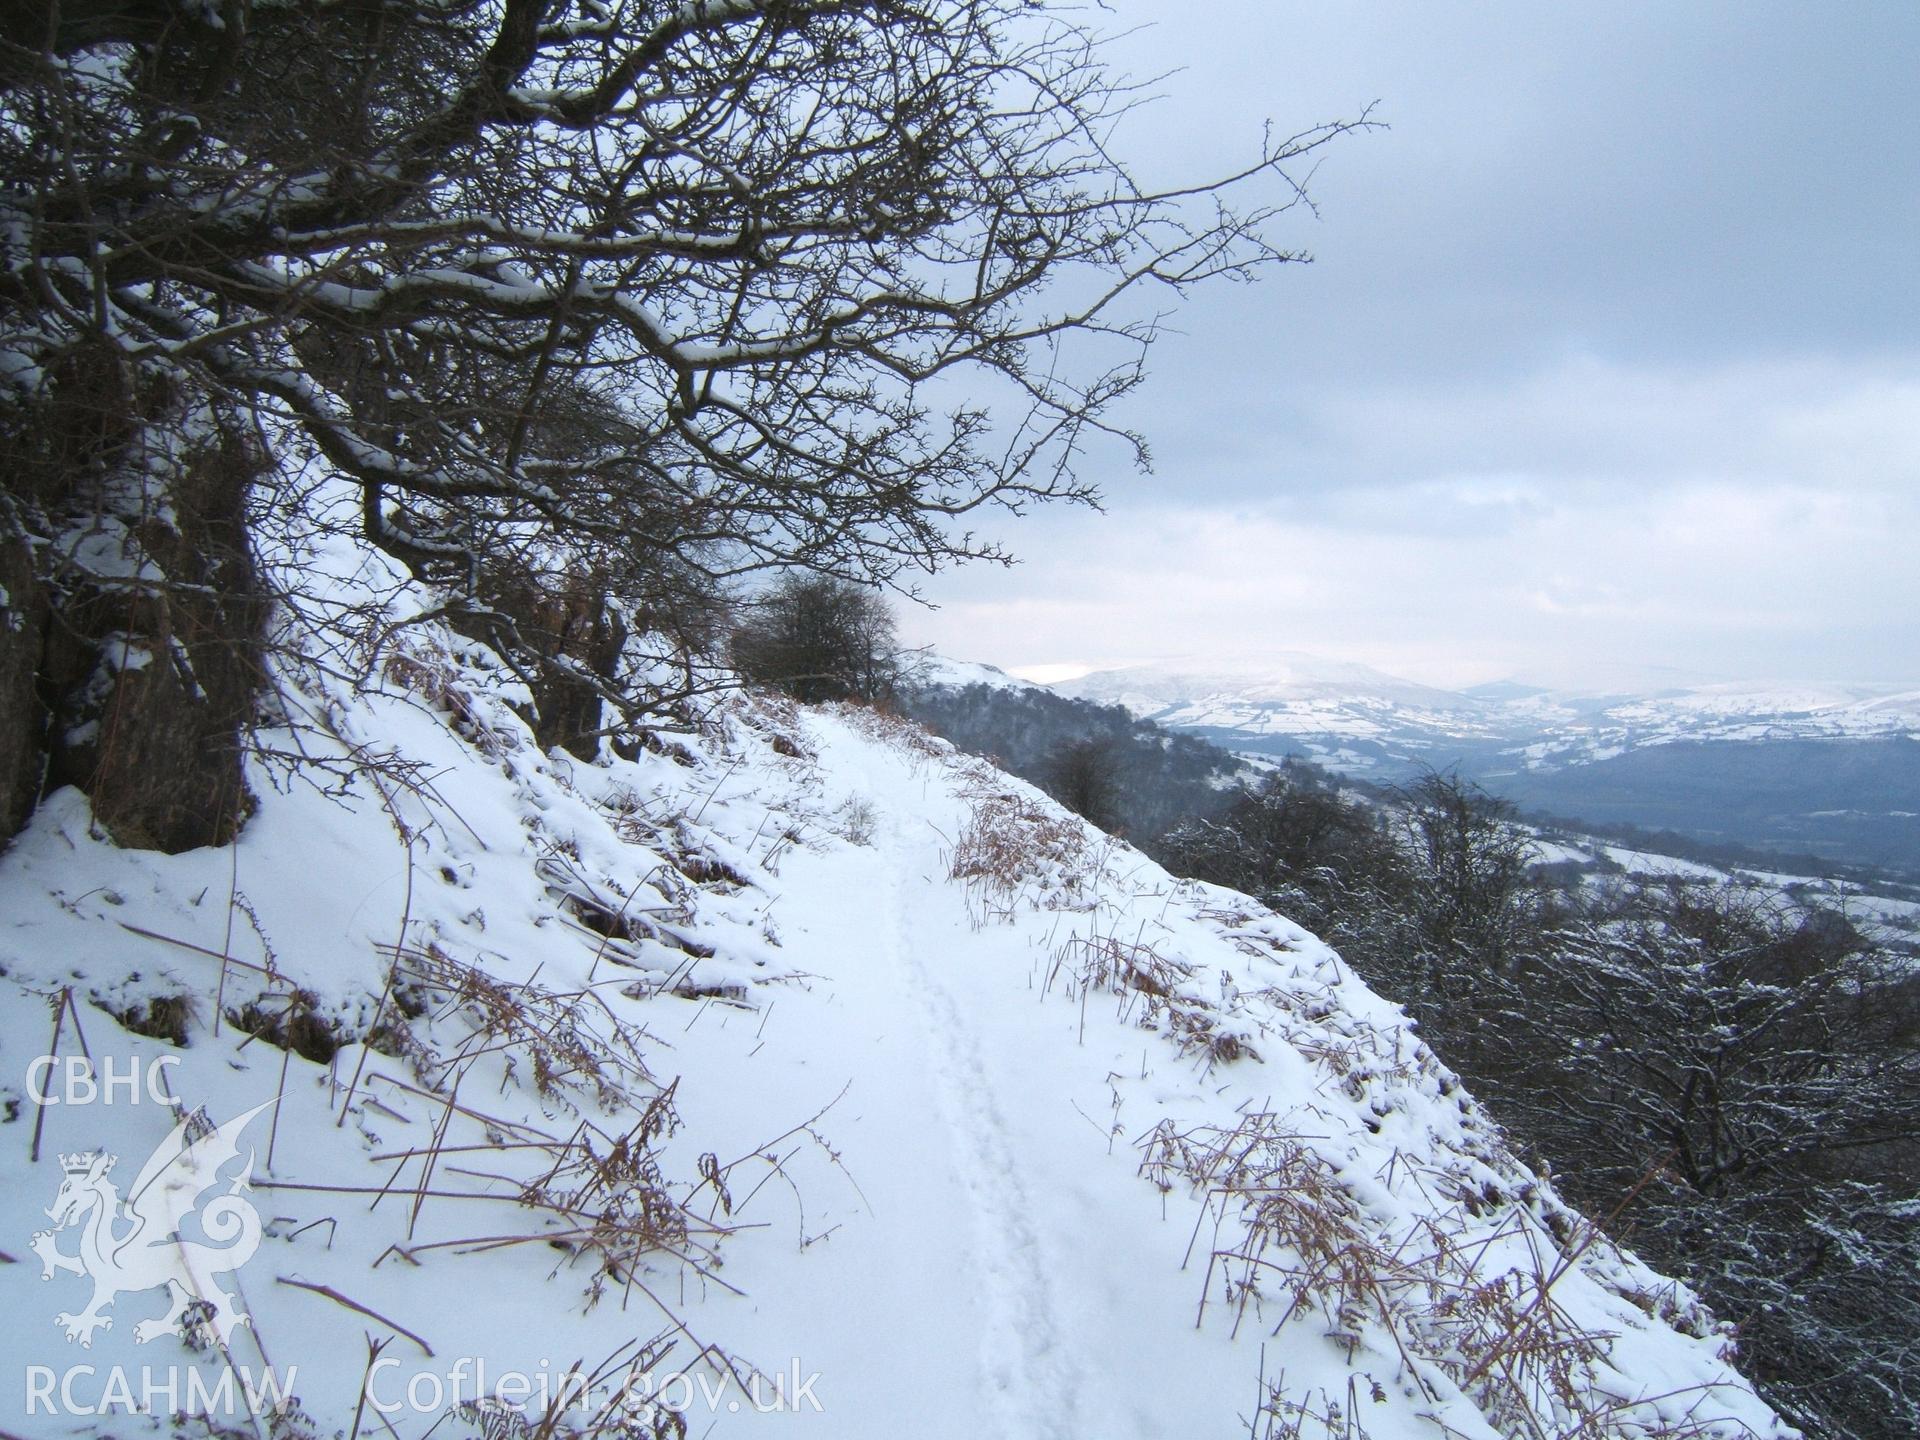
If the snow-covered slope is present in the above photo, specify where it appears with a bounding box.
[907,652,1043,694]
[0,627,1790,1438]
[1510,682,1920,763]
[1057,653,1483,743]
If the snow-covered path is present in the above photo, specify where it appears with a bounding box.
[684,714,1092,1438]
[0,689,1793,1440]
[653,709,1794,1440]
[657,709,1254,1439]
[867,756,1081,1436]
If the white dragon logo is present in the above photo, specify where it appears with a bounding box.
[30,1101,272,1349]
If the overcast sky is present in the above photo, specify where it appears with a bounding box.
[894,1,1920,691]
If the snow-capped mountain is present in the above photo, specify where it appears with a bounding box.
[1043,656,1920,870]
[1056,650,1468,716]
[1055,653,1498,765]
[1055,656,1920,761]
[1488,682,1920,761]
[904,651,1039,693]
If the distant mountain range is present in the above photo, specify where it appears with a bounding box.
[1043,654,1920,873]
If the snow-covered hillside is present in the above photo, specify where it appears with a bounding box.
[906,652,1042,694]
[1056,653,1486,745]
[1504,683,1920,764]
[0,627,1791,1439]
[1038,655,1920,870]
[1053,656,1920,763]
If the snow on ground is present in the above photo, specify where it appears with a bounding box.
[0,624,1792,1439]
[1524,837,1592,868]
[1593,846,1730,882]
[906,653,1040,694]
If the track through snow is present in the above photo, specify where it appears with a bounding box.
[874,787,1081,1436]
[756,716,1084,1437]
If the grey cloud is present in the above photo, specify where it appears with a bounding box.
[899,2,1920,691]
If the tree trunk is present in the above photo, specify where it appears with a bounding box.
[0,528,49,842]
[0,344,264,853]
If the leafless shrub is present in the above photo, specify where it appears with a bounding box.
[730,576,899,705]
[830,796,879,848]
[1142,1111,1761,1439]
[401,944,657,1112]
[947,778,1096,924]
[1047,931,1256,1065]
[832,701,951,762]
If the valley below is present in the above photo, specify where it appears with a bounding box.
[1052,655,1920,875]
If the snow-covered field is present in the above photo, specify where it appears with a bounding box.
[0,619,1792,1438]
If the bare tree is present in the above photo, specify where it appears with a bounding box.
[0,0,1363,844]
[1393,769,1538,978]
[1041,735,1122,832]
[1527,882,1920,1440]
[730,574,898,704]
[1163,765,1397,914]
